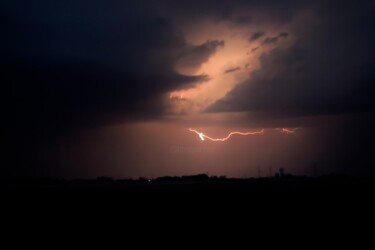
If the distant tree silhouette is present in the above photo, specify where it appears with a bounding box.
[275,168,285,178]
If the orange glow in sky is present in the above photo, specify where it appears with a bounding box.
[170,23,261,114]
[169,19,293,115]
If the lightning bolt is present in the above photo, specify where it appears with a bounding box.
[189,127,300,141]
[188,128,264,142]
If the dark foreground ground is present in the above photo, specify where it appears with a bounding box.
[2,174,374,200]
[2,175,375,223]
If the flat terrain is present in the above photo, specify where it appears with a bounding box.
[3,175,374,199]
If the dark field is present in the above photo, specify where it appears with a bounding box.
[3,175,374,200]
[2,175,375,223]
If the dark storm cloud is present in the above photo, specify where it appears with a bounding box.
[160,0,309,24]
[250,32,265,41]
[0,0,214,177]
[1,1,212,132]
[209,1,375,119]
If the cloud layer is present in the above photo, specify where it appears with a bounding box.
[209,1,375,120]
[1,0,375,178]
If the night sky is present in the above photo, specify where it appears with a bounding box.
[2,0,375,179]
